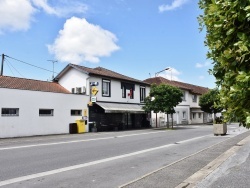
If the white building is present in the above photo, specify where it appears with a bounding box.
[55,64,151,131]
[144,77,211,127]
[0,76,89,138]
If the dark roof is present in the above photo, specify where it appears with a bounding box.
[144,77,210,95]
[55,64,150,85]
[0,76,70,94]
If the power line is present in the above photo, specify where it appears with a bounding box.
[5,58,25,78]
[5,59,15,76]
[5,55,56,74]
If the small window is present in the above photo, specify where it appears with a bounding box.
[122,85,126,98]
[193,113,196,119]
[199,113,202,119]
[140,86,146,102]
[39,109,53,116]
[71,110,82,116]
[192,95,197,102]
[181,91,186,101]
[102,79,111,97]
[182,111,186,119]
[1,108,19,116]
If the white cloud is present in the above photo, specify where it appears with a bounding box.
[48,17,120,64]
[31,0,88,17]
[158,67,182,81]
[159,0,189,12]
[0,0,36,33]
[195,61,211,68]
[0,0,88,34]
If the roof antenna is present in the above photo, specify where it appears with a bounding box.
[47,60,57,79]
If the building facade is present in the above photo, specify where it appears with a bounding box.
[55,64,151,131]
[143,77,211,127]
[0,76,89,138]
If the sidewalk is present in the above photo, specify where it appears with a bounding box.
[195,133,250,188]
[120,130,250,188]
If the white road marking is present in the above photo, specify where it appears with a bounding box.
[175,135,210,144]
[0,131,165,151]
[0,135,210,187]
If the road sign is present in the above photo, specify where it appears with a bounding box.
[91,96,97,102]
[91,86,99,96]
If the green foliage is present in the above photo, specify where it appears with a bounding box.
[199,88,223,114]
[199,0,250,128]
[143,84,183,114]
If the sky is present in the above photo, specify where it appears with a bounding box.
[0,0,216,88]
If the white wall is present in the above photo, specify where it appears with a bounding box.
[58,68,90,95]
[0,88,89,138]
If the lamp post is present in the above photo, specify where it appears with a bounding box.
[155,68,168,77]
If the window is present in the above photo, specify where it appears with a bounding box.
[193,113,196,119]
[140,86,146,102]
[71,110,82,116]
[102,79,111,97]
[71,88,75,93]
[121,82,135,99]
[1,108,19,116]
[199,113,202,119]
[182,111,186,119]
[181,91,186,101]
[192,95,197,102]
[129,87,134,99]
[122,85,126,98]
[39,109,53,116]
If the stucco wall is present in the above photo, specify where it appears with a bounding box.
[58,68,90,95]
[0,88,89,138]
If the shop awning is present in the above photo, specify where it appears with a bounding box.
[96,102,145,113]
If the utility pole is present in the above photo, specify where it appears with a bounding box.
[47,60,57,79]
[1,54,4,76]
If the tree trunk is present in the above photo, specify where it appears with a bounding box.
[156,113,158,128]
[171,114,174,129]
[167,113,169,128]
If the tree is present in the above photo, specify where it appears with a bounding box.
[199,88,223,117]
[143,84,183,128]
[198,0,250,127]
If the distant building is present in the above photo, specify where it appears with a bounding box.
[144,76,211,126]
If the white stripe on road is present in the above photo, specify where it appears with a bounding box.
[0,131,166,151]
[0,135,210,187]
[175,135,209,144]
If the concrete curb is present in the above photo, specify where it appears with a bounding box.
[175,135,250,188]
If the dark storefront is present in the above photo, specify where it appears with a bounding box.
[88,102,150,131]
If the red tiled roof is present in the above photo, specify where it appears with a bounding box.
[0,76,70,94]
[69,64,150,85]
[144,77,210,95]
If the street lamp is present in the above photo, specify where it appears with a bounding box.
[155,68,169,77]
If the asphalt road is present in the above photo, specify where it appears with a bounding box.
[0,124,247,188]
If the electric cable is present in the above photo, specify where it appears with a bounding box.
[5,55,57,74]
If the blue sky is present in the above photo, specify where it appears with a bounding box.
[0,0,215,88]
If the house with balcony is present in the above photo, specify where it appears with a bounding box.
[144,77,210,126]
[54,64,151,131]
